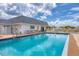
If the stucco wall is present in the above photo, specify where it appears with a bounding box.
[0,25,12,34]
[19,23,41,34]
[0,25,4,34]
[0,23,44,34]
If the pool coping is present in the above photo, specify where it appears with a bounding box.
[62,34,69,56]
[0,32,69,41]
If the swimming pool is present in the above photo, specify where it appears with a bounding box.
[0,33,68,56]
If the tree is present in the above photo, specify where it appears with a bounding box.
[63,26,75,29]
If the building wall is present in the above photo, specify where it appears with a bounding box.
[0,25,4,34]
[0,23,46,35]
[11,24,21,34]
[0,24,12,34]
[10,23,42,34]
[19,23,41,34]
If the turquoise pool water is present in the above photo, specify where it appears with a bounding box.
[0,34,68,56]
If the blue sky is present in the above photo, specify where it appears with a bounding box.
[0,3,79,26]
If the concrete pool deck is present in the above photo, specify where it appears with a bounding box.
[68,33,79,56]
[0,35,16,39]
[0,32,40,40]
[0,32,68,40]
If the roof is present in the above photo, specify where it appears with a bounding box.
[0,16,48,26]
[0,19,7,23]
[0,19,10,24]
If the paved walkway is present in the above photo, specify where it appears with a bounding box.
[0,32,40,40]
[0,35,16,39]
[72,33,79,48]
[68,33,79,56]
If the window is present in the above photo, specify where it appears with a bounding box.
[30,25,35,29]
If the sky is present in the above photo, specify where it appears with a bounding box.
[0,3,79,27]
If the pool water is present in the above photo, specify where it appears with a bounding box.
[0,34,68,56]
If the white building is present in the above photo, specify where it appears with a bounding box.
[0,16,48,34]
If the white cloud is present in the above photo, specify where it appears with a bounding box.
[19,3,53,21]
[0,3,57,19]
[48,12,79,27]
[38,16,47,21]
[43,10,52,16]
[26,4,34,7]
[24,3,55,17]
[0,10,16,19]
[51,3,56,8]
[65,13,79,21]
[71,7,79,11]
[36,4,52,16]
[48,19,79,27]
[9,6,17,11]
